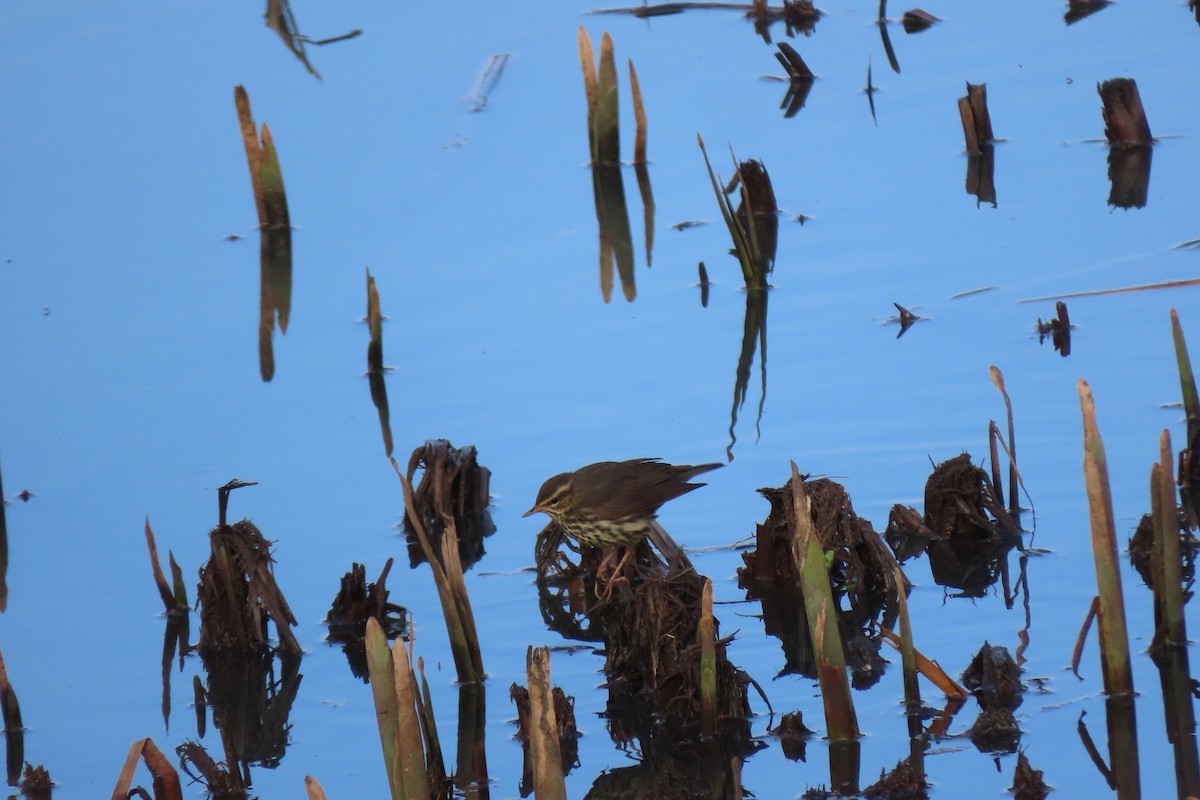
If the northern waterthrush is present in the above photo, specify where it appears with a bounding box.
[523,458,721,554]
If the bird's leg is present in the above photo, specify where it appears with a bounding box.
[594,547,635,599]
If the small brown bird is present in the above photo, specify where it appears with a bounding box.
[523,458,721,572]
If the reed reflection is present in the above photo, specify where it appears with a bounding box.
[580,29,654,302]
[234,86,294,382]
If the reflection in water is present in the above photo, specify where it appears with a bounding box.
[259,226,293,382]
[159,613,189,729]
[1107,146,1152,209]
[775,43,815,117]
[864,59,879,125]
[728,288,767,461]
[264,0,362,79]
[1152,638,1200,798]
[877,18,901,74]
[465,53,511,112]
[589,1,819,43]
[0,460,7,612]
[634,162,655,266]
[579,29,654,302]
[365,270,393,456]
[592,165,637,302]
[199,648,304,775]
[1078,698,1141,799]
[966,145,997,207]
[456,683,490,799]
[722,159,778,459]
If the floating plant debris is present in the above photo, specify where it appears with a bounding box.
[775,42,815,116]
[587,0,820,41]
[887,454,1021,599]
[18,764,50,800]
[1036,300,1072,356]
[740,472,907,692]
[264,0,361,79]
[773,711,813,762]
[401,440,494,569]
[1065,0,1111,25]
[947,285,998,300]
[901,8,940,32]
[962,644,1023,755]
[326,560,407,681]
[863,757,929,799]
[1010,751,1050,800]
[893,302,919,337]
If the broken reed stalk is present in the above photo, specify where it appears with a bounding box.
[304,775,328,800]
[629,60,647,165]
[988,421,1006,511]
[788,462,859,741]
[697,134,766,290]
[893,567,920,711]
[416,656,447,783]
[1098,78,1153,148]
[391,458,484,683]
[1078,379,1134,698]
[526,646,567,800]
[1153,431,1187,647]
[145,517,184,614]
[111,738,182,800]
[577,27,598,162]
[958,82,993,155]
[365,617,432,800]
[233,85,290,230]
[699,578,718,737]
[594,33,620,166]
[989,365,1020,520]
[878,627,969,699]
[1172,308,1200,429]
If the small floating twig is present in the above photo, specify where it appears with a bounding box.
[1019,278,1200,303]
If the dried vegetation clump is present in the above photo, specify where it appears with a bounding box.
[402,440,494,569]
